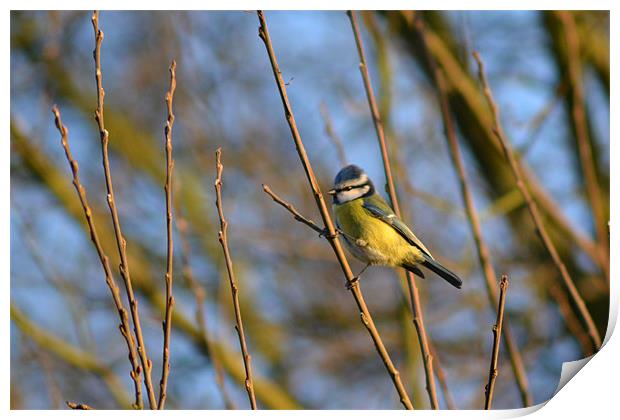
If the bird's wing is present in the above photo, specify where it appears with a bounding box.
[362,199,434,259]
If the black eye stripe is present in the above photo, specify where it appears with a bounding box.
[337,182,369,192]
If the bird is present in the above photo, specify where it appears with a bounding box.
[328,164,462,289]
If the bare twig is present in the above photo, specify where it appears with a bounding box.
[261,186,414,409]
[484,275,510,409]
[319,102,348,167]
[66,401,95,410]
[51,105,143,409]
[473,51,602,351]
[158,59,177,410]
[175,196,236,409]
[348,10,438,409]
[263,189,324,234]
[413,18,532,407]
[347,11,400,216]
[555,11,609,278]
[401,16,604,273]
[13,120,301,410]
[257,11,414,409]
[263,184,325,236]
[215,148,258,409]
[91,11,157,409]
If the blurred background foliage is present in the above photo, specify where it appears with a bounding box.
[10,10,609,409]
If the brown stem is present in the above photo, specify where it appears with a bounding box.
[66,401,94,410]
[348,10,439,409]
[258,10,414,409]
[473,51,601,351]
[51,105,143,409]
[403,17,604,273]
[214,148,258,409]
[263,184,325,236]
[484,275,510,409]
[555,11,609,277]
[91,11,157,409]
[413,18,532,407]
[157,59,177,410]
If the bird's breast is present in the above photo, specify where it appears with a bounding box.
[333,200,414,266]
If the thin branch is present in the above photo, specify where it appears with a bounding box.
[157,59,177,410]
[258,10,414,409]
[261,186,415,410]
[214,148,258,409]
[555,11,609,275]
[91,11,157,409]
[51,105,143,409]
[13,120,301,410]
[413,18,532,406]
[347,10,399,215]
[473,51,602,351]
[319,102,348,167]
[484,275,510,409]
[347,10,439,409]
[263,184,325,236]
[175,196,237,409]
[400,15,605,273]
[66,402,95,410]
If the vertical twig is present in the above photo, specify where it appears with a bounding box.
[91,10,157,409]
[555,11,609,278]
[257,10,413,409]
[51,106,144,409]
[413,18,532,407]
[484,275,510,409]
[473,51,602,351]
[347,10,439,409]
[157,60,177,410]
[214,148,258,409]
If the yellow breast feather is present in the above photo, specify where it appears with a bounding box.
[333,199,423,266]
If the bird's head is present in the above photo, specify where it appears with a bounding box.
[328,164,375,204]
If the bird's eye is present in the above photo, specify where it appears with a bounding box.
[345,186,353,191]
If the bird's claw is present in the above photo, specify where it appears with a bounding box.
[346,276,360,290]
[319,229,339,240]
[320,228,345,241]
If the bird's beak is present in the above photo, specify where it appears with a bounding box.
[327,189,336,195]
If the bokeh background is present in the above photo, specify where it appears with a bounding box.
[10,10,609,409]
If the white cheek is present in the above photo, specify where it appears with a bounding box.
[337,186,370,203]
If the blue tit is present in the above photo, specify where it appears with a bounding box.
[328,164,462,289]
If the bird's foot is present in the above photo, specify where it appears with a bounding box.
[320,229,339,240]
[345,276,360,290]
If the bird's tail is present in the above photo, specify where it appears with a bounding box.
[406,257,462,289]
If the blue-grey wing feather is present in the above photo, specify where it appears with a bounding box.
[362,200,434,259]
